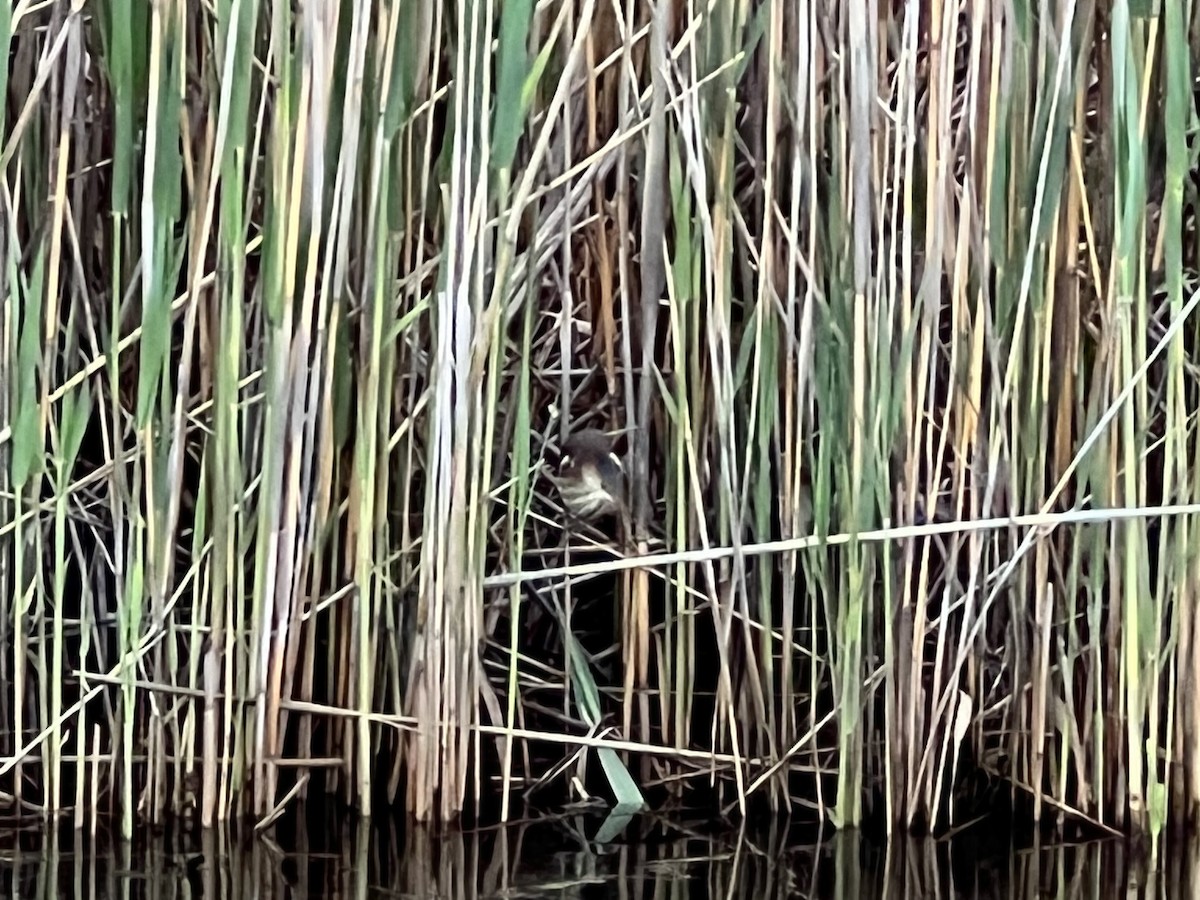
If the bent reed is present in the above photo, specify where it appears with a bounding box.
[1,0,1199,846]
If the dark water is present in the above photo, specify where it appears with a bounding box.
[0,811,1187,898]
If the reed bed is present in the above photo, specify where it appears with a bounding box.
[1,0,1199,845]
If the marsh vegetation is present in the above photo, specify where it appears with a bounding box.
[1,0,1199,847]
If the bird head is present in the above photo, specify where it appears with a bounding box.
[551,428,627,523]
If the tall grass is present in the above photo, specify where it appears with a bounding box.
[1,0,1199,844]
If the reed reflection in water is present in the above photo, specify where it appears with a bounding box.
[0,814,1191,899]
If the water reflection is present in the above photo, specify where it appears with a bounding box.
[0,813,1188,899]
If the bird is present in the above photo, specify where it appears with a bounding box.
[548,428,626,525]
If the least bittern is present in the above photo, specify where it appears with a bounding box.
[548,428,627,525]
